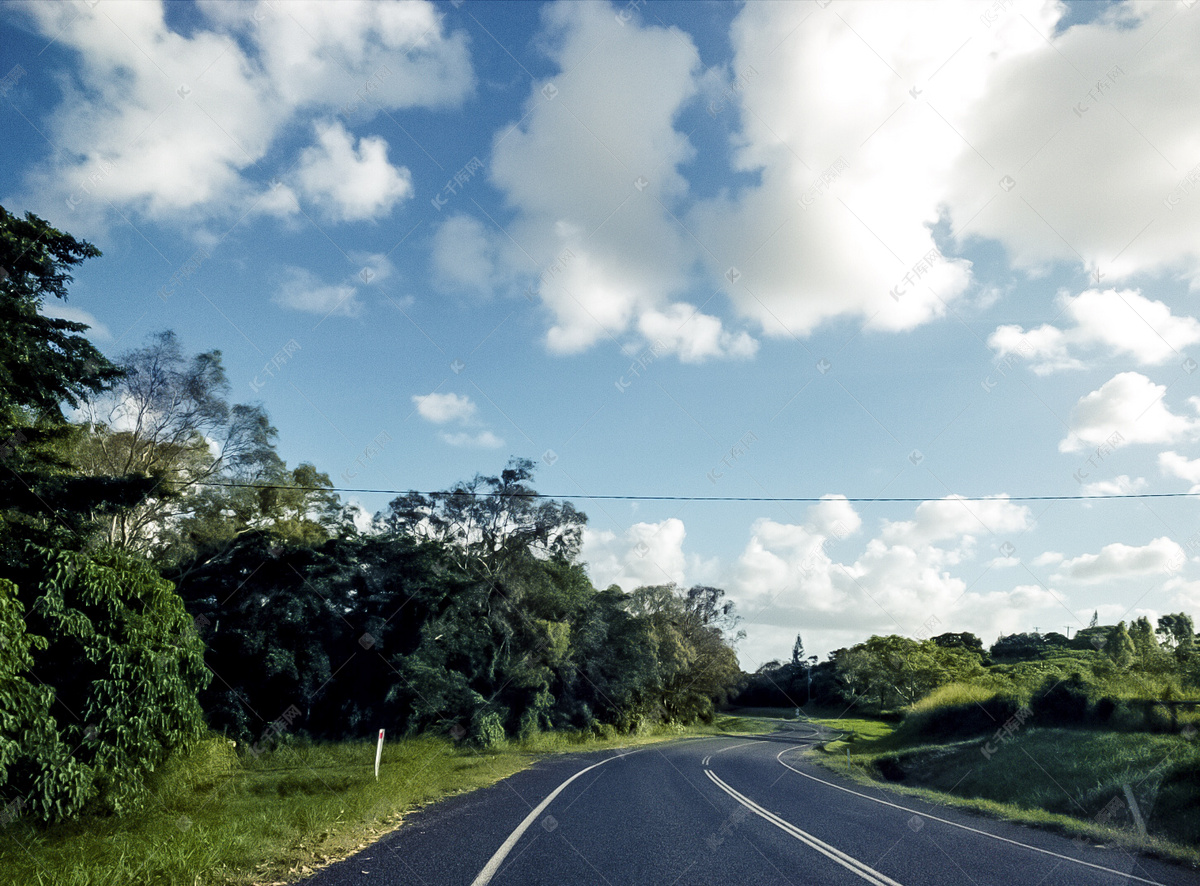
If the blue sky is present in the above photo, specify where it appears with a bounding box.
[4,0,1200,665]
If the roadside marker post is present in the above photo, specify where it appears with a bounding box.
[375,729,385,780]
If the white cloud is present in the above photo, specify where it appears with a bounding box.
[488,2,756,361]
[691,1,993,337]
[940,3,1200,286]
[431,215,500,293]
[13,0,468,226]
[583,518,688,591]
[989,289,1200,374]
[440,430,504,449]
[1080,475,1147,497]
[295,121,412,221]
[412,392,477,424]
[272,267,361,317]
[636,304,758,362]
[1159,451,1200,492]
[1054,537,1183,585]
[39,302,112,341]
[1060,372,1199,453]
[880,496,1032,548]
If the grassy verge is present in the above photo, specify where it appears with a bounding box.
[0,715,771,886]
[805,714,1200,868]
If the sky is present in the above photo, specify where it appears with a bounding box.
[4,0,1200,668]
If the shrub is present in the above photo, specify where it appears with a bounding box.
[1029,674,1091,726]
[900,683,1022,741]
[2,549,208,822]
[470,711,507,749]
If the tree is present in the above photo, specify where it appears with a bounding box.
[931,632,984,654]
[1106,621,1135,668]
[1157,613,1195,662]
[73,331,284,556]
[791,634,806,667]
[0,206,151,553]
[379,458,586,577]
[2,549,207,822]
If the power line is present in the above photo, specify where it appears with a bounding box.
[194,481,1200,503]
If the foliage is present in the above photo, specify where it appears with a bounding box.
[379,457,586,577]
[0,206,154,554]
[1,549,208,823]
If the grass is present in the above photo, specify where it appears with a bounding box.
[804,712,1200,868]
[0,715,771,886]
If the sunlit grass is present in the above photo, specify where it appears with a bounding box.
[808,714,1200,867]
[0,716,772,886]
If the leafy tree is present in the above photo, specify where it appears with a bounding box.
[0,206,152,553]
[73,331,285,557]
[931,632,984,653]
[2,549,207,822]
[990,632,1047,660]
[833,635,985,710]
[379,458,586,577]
[1157,613,1196,661]
[1106,621,1135,668]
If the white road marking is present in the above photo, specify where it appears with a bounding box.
[775,746,1169,885]
[702,755,712,766]
[706,770,905,886]
[714,740,759,755]
[469,751,633,886]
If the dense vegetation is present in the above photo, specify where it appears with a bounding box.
[0,207,742,825]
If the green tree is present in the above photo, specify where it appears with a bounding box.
[3,550,207,822]
[1157,613,1196,661]
[0,206,152,553]
[1106,621,1135,668]
[380,458,586,577]
[791,634,806,667]
[73,331,293,557]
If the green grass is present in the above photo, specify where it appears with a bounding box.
[0,716,771,886]
[806,714,1200,868]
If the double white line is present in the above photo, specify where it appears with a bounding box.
[705,770,905,886]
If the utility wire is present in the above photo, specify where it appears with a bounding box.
[194,481,1200,503]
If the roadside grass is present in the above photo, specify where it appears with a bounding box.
[805,714,1200,868]
[0,716,771,886]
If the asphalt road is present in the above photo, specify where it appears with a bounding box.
[306,722,1196,885]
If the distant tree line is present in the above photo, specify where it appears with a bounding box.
[0,208,743,824]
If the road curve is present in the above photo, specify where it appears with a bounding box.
[306,722,1195,885]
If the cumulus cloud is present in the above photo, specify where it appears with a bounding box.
[1159,451,1200,492]
[583,518,688,590]
[295,121,413,221]
[411,391,505,448]
[12,0,468,226]
[488,2,756,361]
[431,215,502,293]
[1054,537,1183,585]
[1060,372,1199,453]
[272,267,361,317]
[412,392,477,424]
[990,289,1200,374]
[880,496,1032,549]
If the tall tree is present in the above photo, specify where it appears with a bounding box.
[0,205,150,552]
[73,331,282,556]
[791,634,806,667]
[379,458,586,577]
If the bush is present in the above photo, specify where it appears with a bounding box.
[1029,674,1091,726]
[900,684,1022,741]
[470,711,507,749]
[2,549,209,822]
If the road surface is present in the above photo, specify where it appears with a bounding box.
[307,721,1195,885]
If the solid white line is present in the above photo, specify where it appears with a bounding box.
[706,770,905,886]
[469,752,632,886]
[775,747,1168,886]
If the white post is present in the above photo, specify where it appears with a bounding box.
[375,729,385,780]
